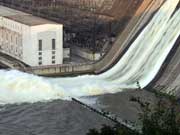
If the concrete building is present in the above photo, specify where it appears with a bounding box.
[0,6,63,66]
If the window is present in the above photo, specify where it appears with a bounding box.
[39,52,42,55]
[52,60,55,64]
[52,51,56,54]
[52,56,55,59]
[52,39,56,50]
[39,57,42,60]
[38,40,42,51]
[38,61,42,65]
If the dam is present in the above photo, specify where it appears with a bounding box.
[0,0,163,75]
[0,0,179,104]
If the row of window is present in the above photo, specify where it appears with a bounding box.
[38,50,42,65]
[39,61,56,65]
[38,56,55,60]
[2,19,22,32]
[38,60,56,65]
[38,39,56,65]
[52,50,56,64]
[0,45,23,59]
[38,51,56,65]
[38,39,56,51]
[0,29,22,45]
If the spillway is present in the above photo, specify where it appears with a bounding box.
[0,0,179,104]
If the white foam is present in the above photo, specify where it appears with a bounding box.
[0,70,121,104]
[0,0,179,105]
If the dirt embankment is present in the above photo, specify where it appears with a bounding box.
[94,0,164,73]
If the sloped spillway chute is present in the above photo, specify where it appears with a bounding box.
[99,0,180,88]
[0,0,179,104]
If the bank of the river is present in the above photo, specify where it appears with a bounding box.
[0,88,163,135]
[91,89,160,123]
[0,100,113,135]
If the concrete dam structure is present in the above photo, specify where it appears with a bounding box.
[1,0,165,75]
[0,0,180,104]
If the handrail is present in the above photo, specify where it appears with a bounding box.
[27,62,94,70]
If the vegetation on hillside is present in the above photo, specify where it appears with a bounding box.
[86,92,180,135]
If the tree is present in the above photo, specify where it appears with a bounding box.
[140,97,180,135]
[86,129,99,135]
[86,94,180,135]
[86,124,138,135]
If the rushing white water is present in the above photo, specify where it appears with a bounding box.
[0,0,180,104]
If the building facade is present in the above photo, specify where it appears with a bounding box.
[0,6,63,66]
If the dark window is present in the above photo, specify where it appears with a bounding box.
[39,57,42,60]
[52,51,56,54]
[39,52,42,55]
[38,40,42,51]
[52,60,55,64]
[52,39,56,50]
[52,56,55,59]
[38,61,42,65]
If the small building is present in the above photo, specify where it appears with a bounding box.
[0,6,63,67]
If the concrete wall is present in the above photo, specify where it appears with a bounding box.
[27,24,63,66]
[23,0,162,76]
[148,37,180,95]
[0,15,63,67]
[72,46,101,61]
[28,63,94,76]
[63,48,70,59]
[94,0,164,73]
[0,17,23,60]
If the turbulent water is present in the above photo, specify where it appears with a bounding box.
[0,0,180,105]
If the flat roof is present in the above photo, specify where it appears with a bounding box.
[0,5,59,26]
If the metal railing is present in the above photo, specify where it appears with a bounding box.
[26,62,95,76]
